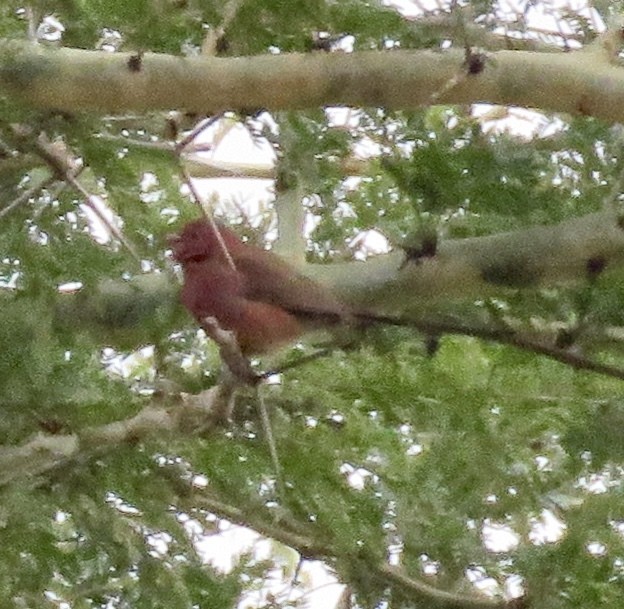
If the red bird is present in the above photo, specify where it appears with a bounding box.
[170,219,349,354]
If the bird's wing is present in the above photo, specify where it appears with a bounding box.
[233,254,347,322]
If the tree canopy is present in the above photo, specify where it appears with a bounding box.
[2,1,624,608]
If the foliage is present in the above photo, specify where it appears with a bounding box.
[2,1,624,609]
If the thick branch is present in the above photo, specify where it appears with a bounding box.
[51,210,624,361]
[1,40,624,122]
[318,209,624,310]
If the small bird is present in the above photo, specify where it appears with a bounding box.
[169,219,349,354]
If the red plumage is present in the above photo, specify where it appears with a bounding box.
[170,219,348,354]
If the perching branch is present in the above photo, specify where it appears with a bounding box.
[374,315,624,381]
[49,205,624,382]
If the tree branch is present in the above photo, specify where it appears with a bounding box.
[318,209,624,308]
[48,208,624,381]
[1,40,624,122]
[175,492,511,609]
[0,391,224,487]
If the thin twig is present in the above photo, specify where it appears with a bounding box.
[179,163,238,271]
[0,173,57,219]
[260,347,335,379]
[14,128,142,262]
[174,115,221,154]
[256,388,283,490]
[200,316,260,387]
[266,307,624,382]
[200,317,283,484]
[174,114,239,272]
[66,173,141,262]
[356,312,624,381]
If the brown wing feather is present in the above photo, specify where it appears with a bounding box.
[232,253,347,321]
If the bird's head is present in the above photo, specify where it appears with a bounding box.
[169,219,241,263]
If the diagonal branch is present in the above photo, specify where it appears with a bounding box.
[32,131,142,262]
[0,391,225,487]
[173,491,511,609]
